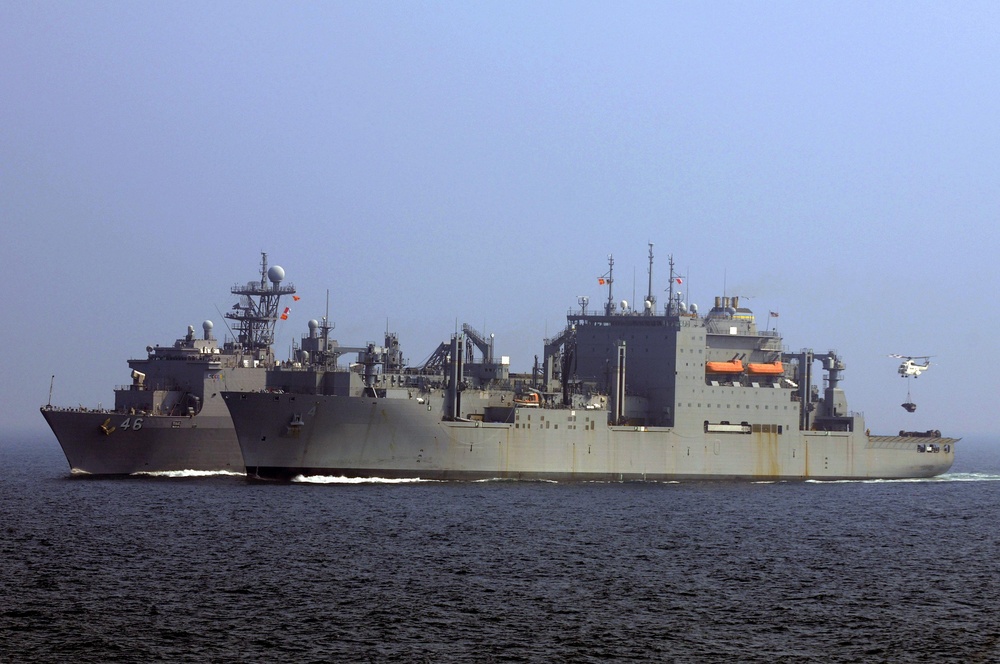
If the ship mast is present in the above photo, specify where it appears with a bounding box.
[666,254,676,316]
[319,288,336,367]
[603,254,615,316]
[225,252,296,355]
[645,242,656,315]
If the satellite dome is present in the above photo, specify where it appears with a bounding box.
[267,265,285,284]
[202,320,213,331]
[308,319,319,331]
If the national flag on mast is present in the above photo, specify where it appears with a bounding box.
[598,278,606,285]
[770,311,779,318]
[675,277,683,284]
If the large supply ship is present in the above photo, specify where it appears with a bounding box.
[41,254,297,475]
[224,248,957,482]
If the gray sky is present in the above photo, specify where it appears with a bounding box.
[3,2,996,439]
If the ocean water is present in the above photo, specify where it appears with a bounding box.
[2,435,999,663]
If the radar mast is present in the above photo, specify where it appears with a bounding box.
[225,252,296,355]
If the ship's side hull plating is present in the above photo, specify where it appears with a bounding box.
[41,408,243,475]
[226,393,956,481]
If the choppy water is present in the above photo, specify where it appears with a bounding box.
[3,435,1000,663]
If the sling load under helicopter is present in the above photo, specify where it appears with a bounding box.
[890,355,932,412]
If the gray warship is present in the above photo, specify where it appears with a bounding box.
[224,247,958,482]
[41,254,297,475]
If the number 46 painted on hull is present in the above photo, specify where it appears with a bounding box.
[119,417,144,431]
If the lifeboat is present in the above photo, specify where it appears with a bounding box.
[706,360,744,373]
[513,392,541,407]
[747,361,783,375]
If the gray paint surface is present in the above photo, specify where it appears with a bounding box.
[226,259,956,481]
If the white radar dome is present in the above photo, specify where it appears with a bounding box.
[308,319,320,332]
[267,265,285,283]
[202,320,214,331]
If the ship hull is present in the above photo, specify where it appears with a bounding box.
[225,393,956,482]
[41,408,243,475]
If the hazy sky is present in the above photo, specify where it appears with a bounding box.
[3,2,997,439]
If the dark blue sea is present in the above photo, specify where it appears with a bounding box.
[2,434,999,663]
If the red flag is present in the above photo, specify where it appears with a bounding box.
[280,306,290,321]
[293,295,301,301]
[598,278,606,285]
[675,278,683,284]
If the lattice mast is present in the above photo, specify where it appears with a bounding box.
[225,252,296,353]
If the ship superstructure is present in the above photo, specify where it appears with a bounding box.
[42,253,296,474]
[225,248,957,482]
